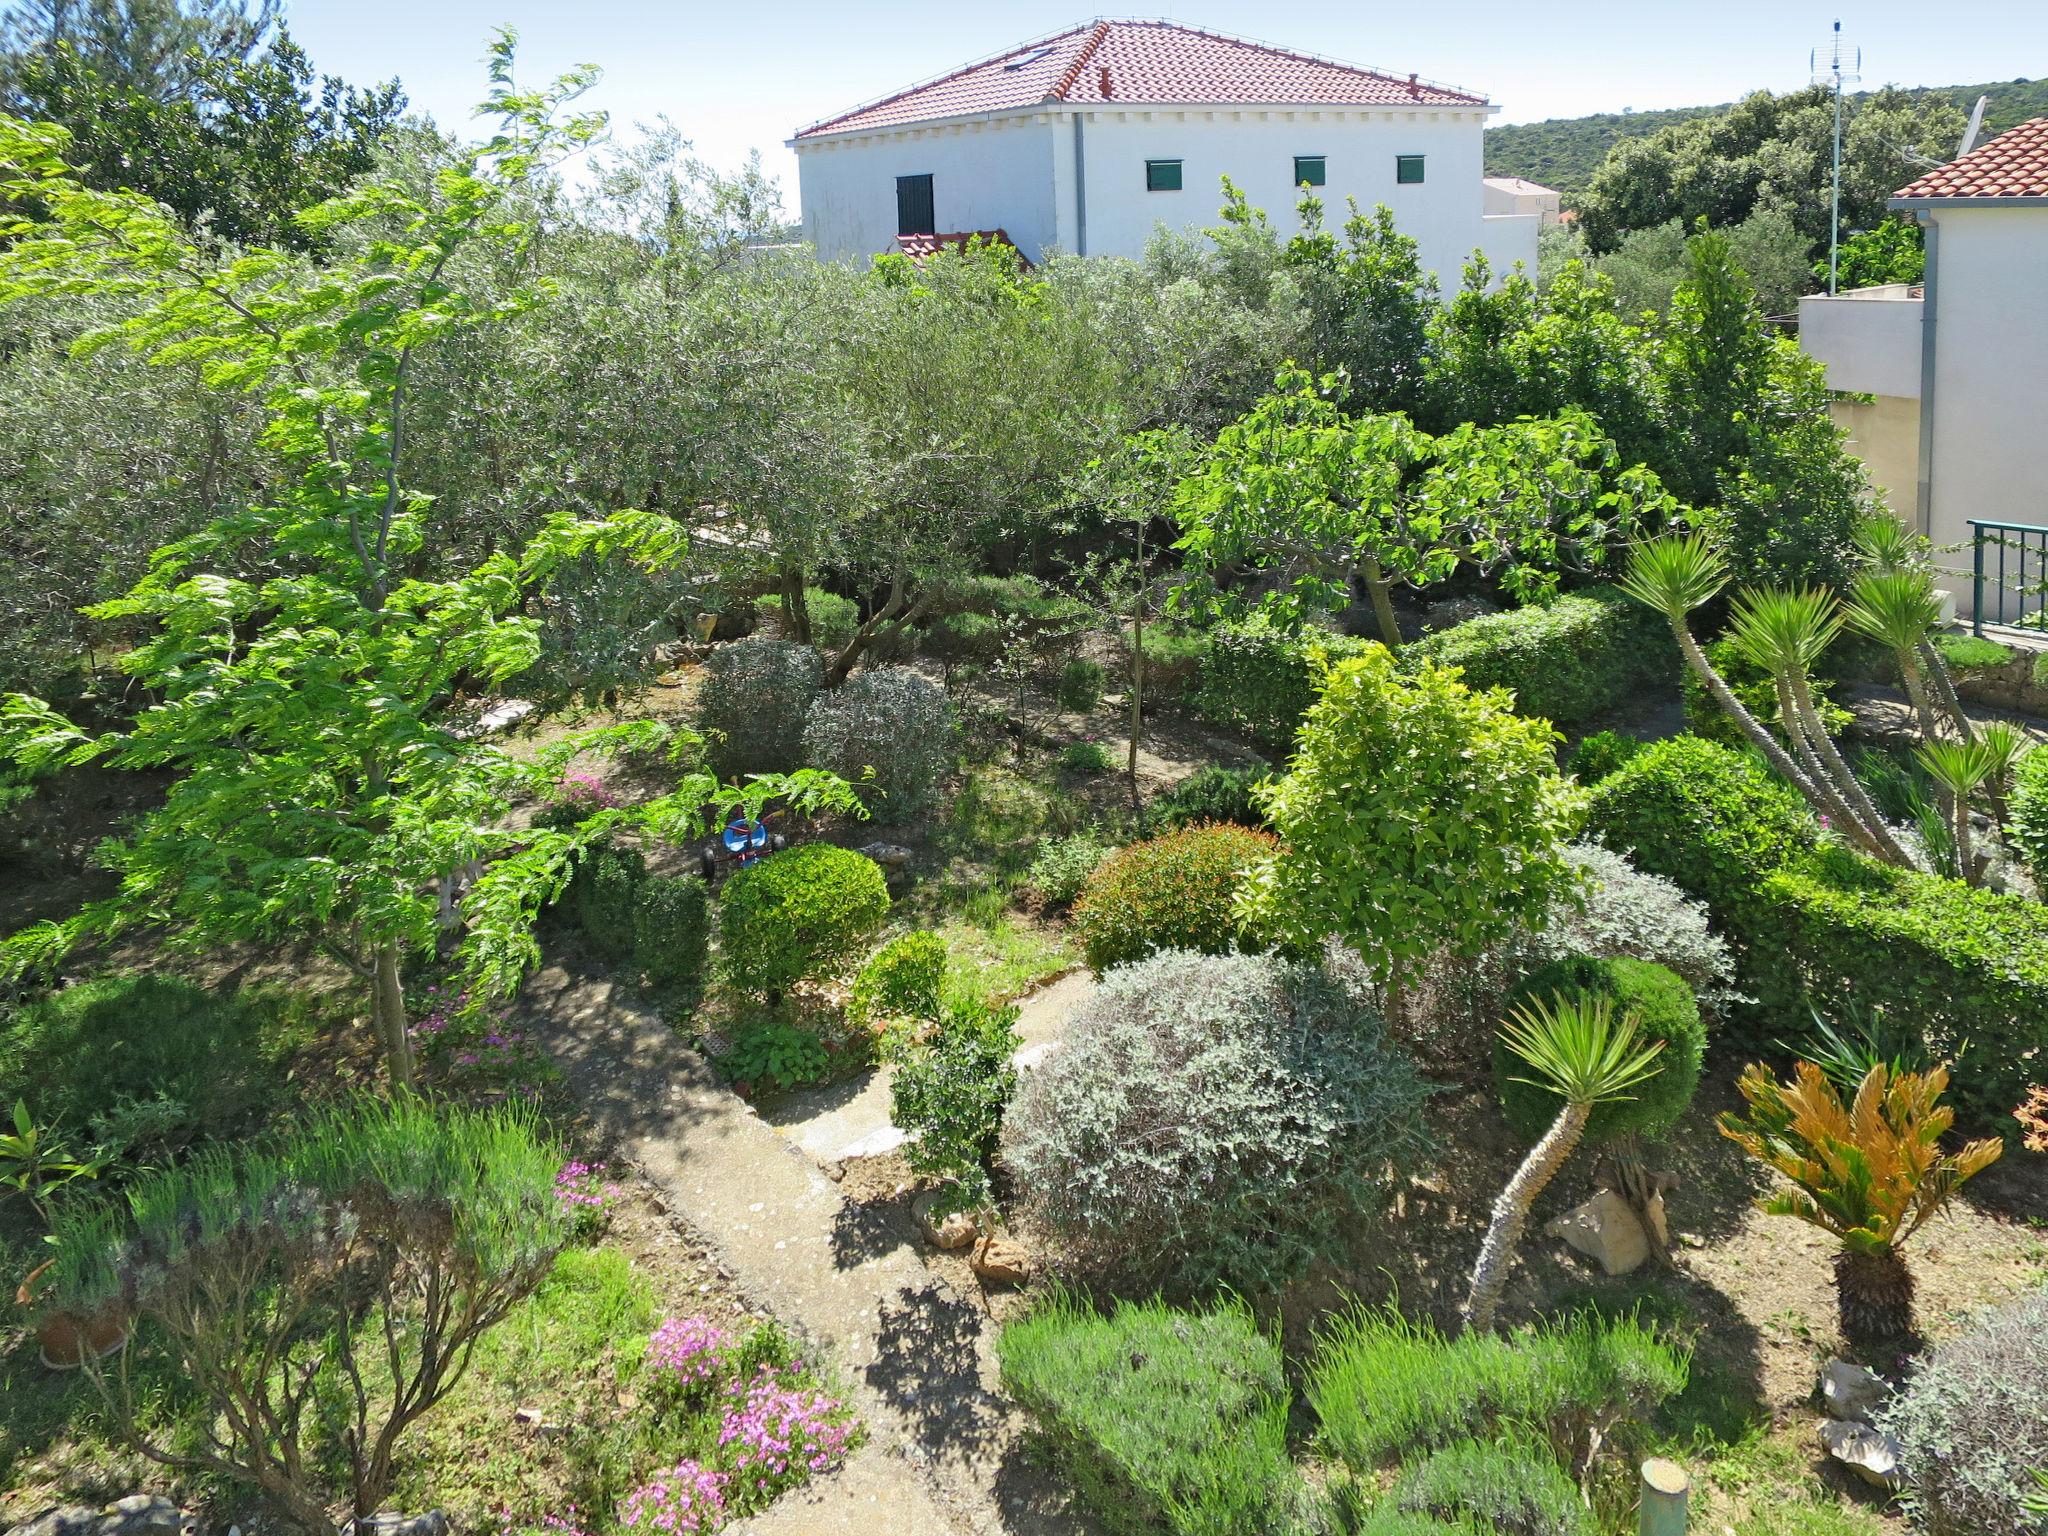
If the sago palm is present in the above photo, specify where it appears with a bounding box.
[1718,1060,2001,1344]
[1463,993,1666,1333]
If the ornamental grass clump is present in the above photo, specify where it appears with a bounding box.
[1068,822,1278,973]
[1717,1060,2001,1343]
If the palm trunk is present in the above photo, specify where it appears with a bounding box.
[1917,637,1976,743]
[1786,673,1915,867]
[1892,644,1943,742]
[1667,619,1827,805]
[1464,1099,1591,1333]
[1362,557,1402,649]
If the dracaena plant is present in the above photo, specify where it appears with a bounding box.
[1717,1060,2002,1344]
[0,39,858,1090]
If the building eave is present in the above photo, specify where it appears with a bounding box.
[1889,194,2048,209]
[791,96,1496,149]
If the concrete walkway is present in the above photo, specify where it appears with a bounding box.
[519,960,1090,1536]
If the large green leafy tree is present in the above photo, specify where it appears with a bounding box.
[0,39,854,1089]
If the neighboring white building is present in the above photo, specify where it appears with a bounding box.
[790,19,1537,285]
[1798,117,2048,625]
[1482,175,1563,225]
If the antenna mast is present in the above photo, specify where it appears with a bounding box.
[1811,20,1862,295]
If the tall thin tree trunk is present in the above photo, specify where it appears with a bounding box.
[1129,588,1144,815]
[1362,557,1402,649]
[1667,619,1828,804]
[1917,637,1976,743]
[1464,1100,1591,1333]
[1788,673,1914,867]
[371,945,415,1093]
[780,564,811,644]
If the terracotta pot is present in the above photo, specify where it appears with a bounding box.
[17,1258,130,1371]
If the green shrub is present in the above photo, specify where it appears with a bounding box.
[1056,657,1106,712]
[803,667,955,818]
[718,844,889,995]
[1750,847,2048,1128]
[1564,730,1644,784]
[0,974,297,1148]
[888,997,1018,1214]
[1058,740,1112,775]
[924,611,1005,666]
[632,873,710,989]
[719,1016,830,1090]
[1021,833,1113,908]
[2010,746,2048,879]
[1497,956,1703,1146]
[1149,762,1271,831]
[1394,1438,1588,1536]
[697,637,824,779]
[754,587,860,652]
[1877,1287,2048,1536]
[1407,590,1674,732]
[1932,632,2017,673]
[847,932,948,1032]
[572,843,647,961]
[1003,949,1432,1294]
[1132,625,1207,700]
[1306,1306,1687,1477]
[1069,822,1277,973]
[997,1292,1303,1536]
[1195,614,1371,753]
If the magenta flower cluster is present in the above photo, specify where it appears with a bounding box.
[554,770,622,811]
[646,1314,732,1388]
[718,1369,856,1492]
[554,1160,622,1217]
[619,1460,726,1535]
[408,985,549,1100]
[496,1506,591,1536]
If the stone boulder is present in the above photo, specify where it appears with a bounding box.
[913,1190,978,1251]
[1545,1189,1650,1276]
[1821,1359,1889,1423]
[1820,1419,1903,1491]
[970,1237,1033,1286]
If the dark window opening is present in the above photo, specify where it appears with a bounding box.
[1396,154,1425,185]
[1294,154,1326,187]
[896,173,934,235]
[1145,159,1183,192]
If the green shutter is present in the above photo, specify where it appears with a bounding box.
[1396,154,1425,185]
[1293,155,1325,187]
[1145,159,1183,192]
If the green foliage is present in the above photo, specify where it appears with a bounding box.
[699,637,825,780]
[1020,833,1113,908]
[1877,1288,2048,1536]
[1069,822,1278,973]
[0,973,298,1149]
[1194,613,1371,753]
[1393,1438,1588,1536]
[1824,219,1925,289]
[1056,656,1106,712]
[1306,1305,1688,1477]
[1149,762,1271,831]
[803,666,955,818]
[1408,589,1675,731]
[1003,949,1433,1295]
[1932,631,2017,673]
[1749,848,2048,1128]
[1497,956,1703,1146]
[719,1016,829,1091]
[632,872,710,989]
[996,1291,1303,1536]
[888,997,1018,1214]
[1590,209,1814,318]
[2010,746,2048,879]
[718,842,889,995]
[1255,648,1580,991]
[1058,740,1112,775]
[923,610,1004,666]
[1564,730,1644,784]
[847,931,948,1033]
[572,843,647,961]
[756,586,858,651]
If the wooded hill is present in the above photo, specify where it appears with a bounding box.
[1485,76,2048,202]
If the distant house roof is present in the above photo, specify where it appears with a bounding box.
[1483,176,1558,197]
[1892,116,2048,203]
[893,229,1033,268]
[794,19,1488,140]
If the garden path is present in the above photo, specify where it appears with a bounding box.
[520,959,1095,1536]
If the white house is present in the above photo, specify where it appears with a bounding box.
[1481,175,1563,226]
[790,19,1538,285]
[1798,116,2048,627]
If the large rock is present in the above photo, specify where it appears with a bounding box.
[1820,1419,1903,1491]
[970,1237,1033,1286]
[1821,1359,1889,1423]
[5,1499,194,1536]
[913,1190,978,1251]
[4,1506,98,1536]
[1545,1189,1650,1276]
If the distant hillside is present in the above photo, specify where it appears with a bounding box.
[1486,77,2048,202]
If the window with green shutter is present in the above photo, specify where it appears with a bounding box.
[1293,155,1325,187]
[1145,159,1183,192]
[1396,154,1425,185]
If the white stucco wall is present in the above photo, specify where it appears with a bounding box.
[1923,206,2048,606]
[1797,286,1923,398]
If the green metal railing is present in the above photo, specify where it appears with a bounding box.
[1969,519,2048,637]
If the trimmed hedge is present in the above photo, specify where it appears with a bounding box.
[1408,589,1674,732]
[1195,615,1371,754]
[718,843,889,995]
[1069,823,1278,973]
[1749,848,2048,1129]
[1497,955,1704,1147]
[632,873,711,989]
[2011,746,2048,880]
[572,844,648,961]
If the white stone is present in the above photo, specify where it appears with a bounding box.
[1011,1040,1063,1071]
[1820,1419,1903,1491]
[835,1124,914,1160]
[1545,1189,1650,1275]
[1821,1359,1889,1423]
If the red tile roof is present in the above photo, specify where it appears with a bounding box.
[1893,116,2048,201]
[795,19,1487,139]
[893,229,1033,268]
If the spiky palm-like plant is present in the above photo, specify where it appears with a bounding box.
[1463,993,1666,1333]
[1916,738,2002,885]
[1844,568,1959,743]
[1717,1061,2001,1344]
[1851,513,1926,575]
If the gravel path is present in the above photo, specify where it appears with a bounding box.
[520,959,1091,1536]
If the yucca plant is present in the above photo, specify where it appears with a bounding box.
[1463,993,1666,1333]
[1844,568,1963,744]
[1916,738,2003,885]
[1717,1061,2002,1344]
[1851,512,1927,575]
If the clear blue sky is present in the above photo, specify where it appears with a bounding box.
[281,0,2048,213]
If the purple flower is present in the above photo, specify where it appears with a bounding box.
[647,1315,733,1388]
[718,1369,855,1482]
[619,1461,725,1535]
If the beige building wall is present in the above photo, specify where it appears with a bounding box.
[1828,394,1920,523]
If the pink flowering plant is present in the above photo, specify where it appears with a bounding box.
[716,1368,858,1513]
[554,1159,623,1239]
[409,984,556,1101]
[645,1314,734,1400]
[554,771,624,812]
[618,1459,726,1536]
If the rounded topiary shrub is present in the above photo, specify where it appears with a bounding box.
[1495,954,1703,1146]
[633,873,711,989]
[572,844,647,961]
[696,637,824,780]
[1147,763,1270,832]
[803,667,955,819]
[717,843,889,996]
[1002,948,1433,1294]
[1068,822,1277,973]
[2010,745,2048,881]
[1877,1287,2048,1536]
[847,931,948,1032]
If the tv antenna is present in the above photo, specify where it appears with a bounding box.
[1811,20,1862,294]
